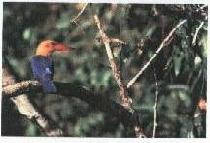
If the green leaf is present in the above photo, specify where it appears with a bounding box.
[194,56,202,67]
[173,48,184,76]
[22,28,31,40]
[200,34,207,57]
[174,56,182,76]
[56,13,71,29]
[25,123,39,136]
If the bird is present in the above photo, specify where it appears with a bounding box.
[30,40,72,93]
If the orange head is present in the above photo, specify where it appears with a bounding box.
[35,40,73,56]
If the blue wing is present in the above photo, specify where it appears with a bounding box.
[31,56,57,93]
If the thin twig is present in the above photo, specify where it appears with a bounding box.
[192,21,204,46]
[152,5,158,16]
[196,4,208,12]
[70,3,88,24]
[127,19,187,88]
[94,15,132,108]
[167,85,190,91]
[191,67,203,92]
[152,68,158,138]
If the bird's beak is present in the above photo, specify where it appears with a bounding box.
[54,43,76,53]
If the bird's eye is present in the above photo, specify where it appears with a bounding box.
[50,42,56,46]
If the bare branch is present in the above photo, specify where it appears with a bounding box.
[192,21,204,46]
[93,15,132,109]
[70,3,88,24]
[3,80,40,97]
[2,80,136,133]
[110,38,125,44]
[127,19,187,88]
[3,80,133,114]
[196,4,208,12]
[93,15,147,137]
[3,60,64,136]
[11,94,63,136]
[152,69,158,138]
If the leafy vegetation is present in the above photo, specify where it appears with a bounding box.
[2,3,207,137]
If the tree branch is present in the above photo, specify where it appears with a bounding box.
[93,14,132,109]
[3,59,64,136]
[3,81,40,97]
[70,3,88,24]
[3,80,134,125]
[3,79,147,137]
[2,79,146,136]
[192,21,204,46]
[152,69,158,138]
[127,19,187,88]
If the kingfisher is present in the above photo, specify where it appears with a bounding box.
[31,40,72,93]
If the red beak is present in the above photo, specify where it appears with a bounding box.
[54,43,71,51]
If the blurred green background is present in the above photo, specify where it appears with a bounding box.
[2,3,207,137]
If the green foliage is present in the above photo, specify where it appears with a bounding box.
[173,47,184,76]
[25,122,41,136]
[74,112,104,136]
[2,3,207,137]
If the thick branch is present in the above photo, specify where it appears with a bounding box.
[127,19,187,88]
[3,81,40,97]
[93,15,147,137]
[3,80,147,137]
[3,59,64,136]
[2,73,134,120]
[3,81,134,124]
[94,15,131,108]
[10,94,63,136]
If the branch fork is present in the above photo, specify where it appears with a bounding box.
[94,15,132,109]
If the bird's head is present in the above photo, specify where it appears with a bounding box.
[36,40,73,56]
